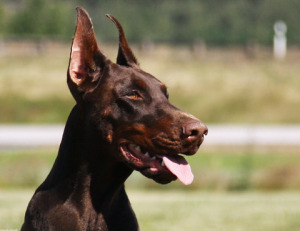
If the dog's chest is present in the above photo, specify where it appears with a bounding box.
[85,213,109,231]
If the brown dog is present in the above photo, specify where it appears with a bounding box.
[21,7,207,231]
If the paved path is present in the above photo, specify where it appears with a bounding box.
[0,125,299,149]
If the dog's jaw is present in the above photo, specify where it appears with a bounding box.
[118,141,198,185]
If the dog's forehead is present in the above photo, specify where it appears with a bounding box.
[112,65,163,89]
[133,69,162,86]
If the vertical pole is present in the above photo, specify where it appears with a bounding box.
[273,21,287,60]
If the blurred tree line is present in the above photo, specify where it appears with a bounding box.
[0,0,299,46]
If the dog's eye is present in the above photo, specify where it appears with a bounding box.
[127,90,142,100]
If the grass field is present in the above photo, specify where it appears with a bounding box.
[1,148,300,230]
[0,42,300,124]
[1,148,300,190]
[1,189,300,231]
[1,42,300,230]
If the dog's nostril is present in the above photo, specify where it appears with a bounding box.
[183,122,208,140]
[190,130,199,137]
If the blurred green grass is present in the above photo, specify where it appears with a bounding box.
[2,189,300,230]
[1,148,300,191]
[0,43,300,124]
[1,43,300,230]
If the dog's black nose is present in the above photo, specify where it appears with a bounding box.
[182,122,208,143]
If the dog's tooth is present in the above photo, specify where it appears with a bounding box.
[144,152,150,157]
[161,161,165,167]
[151,156,156,160]
[136,146,141,152]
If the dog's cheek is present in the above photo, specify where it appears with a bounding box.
[106,130,113,144]
[91,114,114,145]
[92,106,115,144]
[100,122,114,144]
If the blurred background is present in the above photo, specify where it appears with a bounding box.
[0,0,300,230]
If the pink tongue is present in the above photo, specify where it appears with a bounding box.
[162,155,194,185]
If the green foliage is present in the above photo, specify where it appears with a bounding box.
[2,0,300,45]
[5,0,74,39]
[0,3,4,27]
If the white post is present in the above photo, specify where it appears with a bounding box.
[273,21,287,60]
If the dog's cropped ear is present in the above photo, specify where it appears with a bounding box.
[68,7,109,101]
[106,15,139,68]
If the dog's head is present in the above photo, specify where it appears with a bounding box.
[67,7,208,185]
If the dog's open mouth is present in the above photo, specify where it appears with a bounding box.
[120,142,194,185]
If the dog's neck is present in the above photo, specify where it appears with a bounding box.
[33,105,139,230]
[39,105,133,210]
